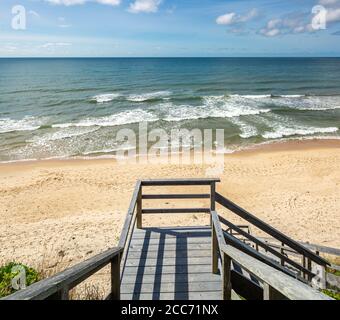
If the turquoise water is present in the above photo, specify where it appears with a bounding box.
[0,58,339,161]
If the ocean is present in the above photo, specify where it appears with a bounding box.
[0,57,339,162]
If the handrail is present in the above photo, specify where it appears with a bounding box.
[223,230,310,280]
[258,237,340,257]
[220,243,332,300]
[219,215,315,278]
[141,178,220,186]
[3,247,122,300]
[215,192,329,267]
[211,211,332,300]
[118,180,141,278]
[118,180,141,249]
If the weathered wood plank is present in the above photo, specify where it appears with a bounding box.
[127,249,211,259]
[121,281,221,294]
[121,272,221,285]
[134,226,211,233]
[4,247,123,300]
[131,231,211,240]
[128,243,210,252]
[220,216,314,276]
[215,192,329,266]
[142,208,210,214]
[141,178,220,186]
[118,180,141,249]
[121,291,222,300]
[221,244,332,300]
[259,237,340,257]
[130,237,211,246]
[142,194,210,199]
[224,231,306,279]
[125,256,213,267]
[122,264,213,275]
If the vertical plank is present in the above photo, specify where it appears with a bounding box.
[210,182,216,226]
[212,225,218,274]
[111,254,121,300]
[136,185,142,229]
[307,258,313,282]
[222,253,232,300]
[280,242,285,266]
[210,182,216,225]
[302,255,307,280]
[263,283,286,300]
[47,287,69,300]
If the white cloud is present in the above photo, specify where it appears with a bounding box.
[216,13,236,25]
[40,42,72,48]
[96,0,121,5]
[319,0,340,5]
[259,14,317,37]
[45,0,86,5]
[45,0,120,6]
[327,7,340,22]
[216,9,259,25]
[128,0,162,13]
[318,0,340,24]
[261,28,280,37]
[266,19,281,29]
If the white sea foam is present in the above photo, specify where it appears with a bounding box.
[91,93,121,103]
[29,127,99,143]
[262,126,338,139]
[161,102,270,122]
[52,109,159,128]
[127,91,172,102]
[230,94,272,99]
[230,118,258,139]
[0,117,43,134]
[297,105,340,111]
[278,95,304,98]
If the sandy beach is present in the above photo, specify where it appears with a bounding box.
[1,139,339,275]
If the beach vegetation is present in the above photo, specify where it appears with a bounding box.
[326,267,340,277]
[322,289,340,300]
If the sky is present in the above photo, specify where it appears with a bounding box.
[0,0,340,57]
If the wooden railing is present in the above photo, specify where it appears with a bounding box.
[215,192,329,281]
[211,211,332,300]
[139,178,219,227]
[3,247,122,300]
[2,178,333,300]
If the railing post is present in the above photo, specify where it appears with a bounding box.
[212,224,218,274]
[307,258,313,282]
[136,184,142,229]
[280,242,285,266]
[222,252,232,300]
[263,283,286,300]
[210,182,216,226]
[47,287,69,300]
[111,254,121,300]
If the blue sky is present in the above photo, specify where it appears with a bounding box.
[0,0,340,57]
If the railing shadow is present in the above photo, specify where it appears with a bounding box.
[132,230,151,300]
[131,227,210,300]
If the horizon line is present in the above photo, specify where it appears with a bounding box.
[1,56,340,59]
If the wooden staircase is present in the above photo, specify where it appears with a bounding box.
[3,178,335,300]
